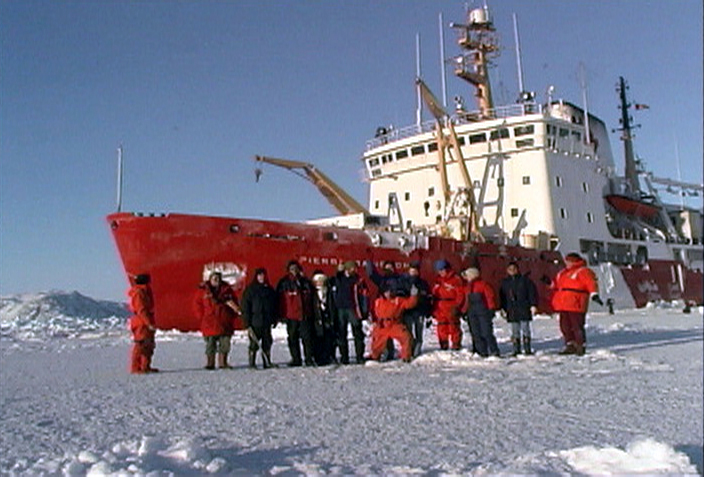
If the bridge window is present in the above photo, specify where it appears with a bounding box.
[381,154,393,164]
[457,136,466,146]
[395,149,409,160]
[411,145,425,156]
[490,128,510,140]
[516,138,534,148]
[547,124,557,136]
[469,133,487,144]
[428,142,438,152]
[371,169,381,178]
[368,157,380,168]
[571,131,582,141]
[559,128,569,138]
[514,124,534,136]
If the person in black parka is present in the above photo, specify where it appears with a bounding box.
[399,261,431,357]
[499,261,539,356]
[242,268,278,369]
[311,271,338,365]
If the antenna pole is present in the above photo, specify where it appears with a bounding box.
[674,134,684,209]
[439,13,448,108]
[512,13,525,95]
[116,145,124,212]
[416,33,422,129]
[579,62,591,153]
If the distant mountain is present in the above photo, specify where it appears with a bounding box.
[0,291,129,341]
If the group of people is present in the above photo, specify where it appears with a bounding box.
[126,252,601,373]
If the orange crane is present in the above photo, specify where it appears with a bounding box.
[254,155,369,216]
[416,78,483,241]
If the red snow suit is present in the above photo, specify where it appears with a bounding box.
[371,295,417,361]
[193,282,239,337]
[431,271,465,349]
[551,258,598,313]
[128,284,156,373]
[462,279,498,313]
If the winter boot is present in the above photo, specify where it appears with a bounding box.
[523,337,533,355]
[574,342,585,356]
[511,338,522,357]
[218,353,232,369]
[558,343,576,355]
[205,354,216,370]
[262,350,273,369]
[248,350,257,369]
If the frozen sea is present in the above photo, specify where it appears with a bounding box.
[1,293,702,475]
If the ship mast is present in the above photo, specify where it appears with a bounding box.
[616,76,640,194]
[450,6,499,117]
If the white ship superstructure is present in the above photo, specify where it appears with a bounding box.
[361,5,703,271]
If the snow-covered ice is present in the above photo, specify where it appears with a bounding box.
[1,292,702,475]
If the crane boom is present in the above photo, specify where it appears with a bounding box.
[254,155,369,216]
[416,78,483,241]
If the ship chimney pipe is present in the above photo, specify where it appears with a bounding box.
[116,145,124,212]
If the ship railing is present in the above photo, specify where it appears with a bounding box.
[366,102,543,150]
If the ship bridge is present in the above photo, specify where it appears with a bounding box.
[362,100,615,250]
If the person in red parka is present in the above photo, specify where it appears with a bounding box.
[551,252,601,356]
[462,267,500,357]
[431,260,465,350]
[370,285,418,362]
[128,273,158,374]
[194,271,240,370]
[276,260,316,367]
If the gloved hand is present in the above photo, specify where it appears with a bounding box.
[425,318,433,329]
[591,294,604,306]
[410,285,419,296]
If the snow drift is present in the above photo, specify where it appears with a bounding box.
[0,292,702,475]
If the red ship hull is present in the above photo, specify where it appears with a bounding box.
[107,212,702,332]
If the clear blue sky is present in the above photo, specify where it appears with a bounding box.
[1,0,702,301]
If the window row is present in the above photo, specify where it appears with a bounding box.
[367,124,538,169]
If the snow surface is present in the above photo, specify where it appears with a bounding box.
[0,292,702,475]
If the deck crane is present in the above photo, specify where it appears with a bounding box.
[254,155,369,216]
[416,78,484,242]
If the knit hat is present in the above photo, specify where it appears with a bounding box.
[312,273,327,284]
[434,259,450,272]
[462,267,480,281]
[134,274,150,285]
[343,260,357,271]
[564,253,583,262]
